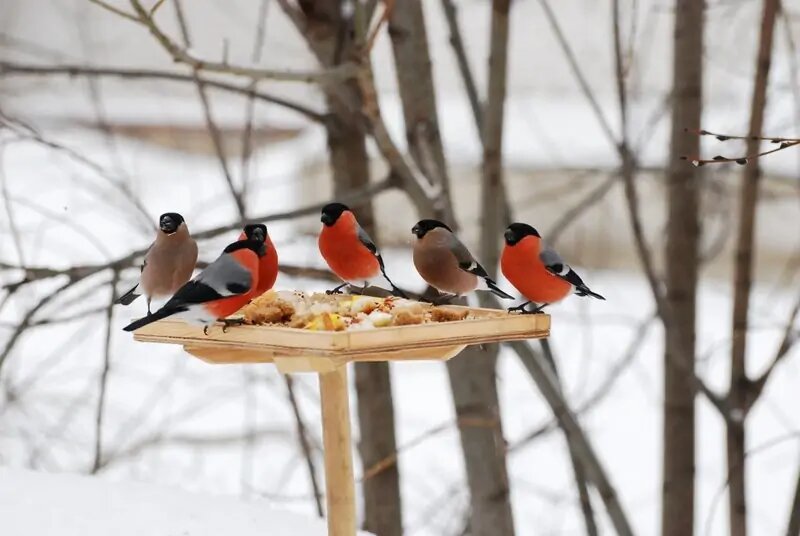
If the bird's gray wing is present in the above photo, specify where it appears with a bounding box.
[540,243,585,287]
[357,224,380,258]
[163,252,252,309]
[447,235,489,277]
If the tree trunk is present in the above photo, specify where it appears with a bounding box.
[786,463,800,536]
[354,362,402,536]
[388,0,454,223]
[662,2,703,536]
[446,352,515,536]
[442,2,516,535]
[728,2,779,536]
[294,4,402,535]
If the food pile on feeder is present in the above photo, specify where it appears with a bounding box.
[240,291,472,331]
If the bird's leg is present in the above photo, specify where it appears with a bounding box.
[146,297,152,315]
[524,302,550,314]
[358,282,368,296]
[203,325,210,336]
[507,301,531,313]
[221,318,245,333]
[326,282,348,295]
[432,293,456,306]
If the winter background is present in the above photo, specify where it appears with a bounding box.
[1,1,799,535]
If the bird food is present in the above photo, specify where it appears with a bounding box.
[240,291,471,331]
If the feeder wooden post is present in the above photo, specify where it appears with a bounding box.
[318,365,356,536]
[131,301,551,536]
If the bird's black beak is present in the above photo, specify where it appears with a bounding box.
[504,229,516,244]
[411,225,420,237]
[253,229,265,242]
[321,213,333,226]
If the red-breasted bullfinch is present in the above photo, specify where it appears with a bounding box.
[318,203,406,297]
[116,212,198,314]
[411,219,514,301]
[123,230,266,333]
[501,222,605,313]
[238,223,278,297]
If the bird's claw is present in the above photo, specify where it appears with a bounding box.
[203,325,209,336]
[221,318,245,333]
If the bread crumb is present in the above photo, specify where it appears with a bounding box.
[430,307,469,322]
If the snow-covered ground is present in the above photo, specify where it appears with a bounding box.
[0,125,798,536]
[0,467,373,535]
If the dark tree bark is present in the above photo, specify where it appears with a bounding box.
[728,2,779,536]
[787,464,800,536]
[292,3,401,535]
[442,1,516,535]
[446,353,515,536]
[388,0,454,223]
[662,2,704,536]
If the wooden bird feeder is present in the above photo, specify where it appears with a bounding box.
[130,300,550,536]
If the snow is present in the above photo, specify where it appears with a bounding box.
[0,467,372,536]
[0,122,798,536]
[1,2,799,531]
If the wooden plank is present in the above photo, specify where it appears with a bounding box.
[131,308,550,362]
[319,366,356,536]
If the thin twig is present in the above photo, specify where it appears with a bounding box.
[746,287,800,409]
[284,375,324,517]
[363,0,395,55]
[0,61,328,123]
[126,0,357,83]
[87,0,139,22]
[91,270,117,473]
[440,0,483,140]
[173,0,245,221]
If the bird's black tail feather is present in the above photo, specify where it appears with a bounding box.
[486,278,515,300]
[576,285,605,300]
[123,306,184,332]
[116,284,140,306]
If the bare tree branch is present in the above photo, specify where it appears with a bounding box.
[510,339,634,536]
[0,61,328,123]
[747,288,800,408]
[172,0,245,221]
[118,0,359,83]
[91,270,117,473]
[440,0,483,140]
[284,375,324,517]
[728,2,780,534]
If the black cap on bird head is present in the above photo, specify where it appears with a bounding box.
[243,223,267,244]
[411,219,452,239]
[504,223,540,246]
[320,203,349,226]
[159,212,185,234]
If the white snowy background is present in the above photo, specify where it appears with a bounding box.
[1,1,799,535]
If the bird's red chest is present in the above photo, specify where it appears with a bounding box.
[258,236,279,293]
[501,239,572,304]
[318,218,380,282]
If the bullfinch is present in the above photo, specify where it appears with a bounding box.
[238,223,278,298]
[411,219,514,301]
[501,222,605,313]
[122,230,266,333]
[318,202,406,297]
[116,212,198,314]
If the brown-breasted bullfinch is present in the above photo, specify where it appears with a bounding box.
[116,212,198,314]
[411,219,514,301]
[123,228,266,333]
[318,203,406,297]
[501,222,604,313]
[238,223,278,298]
